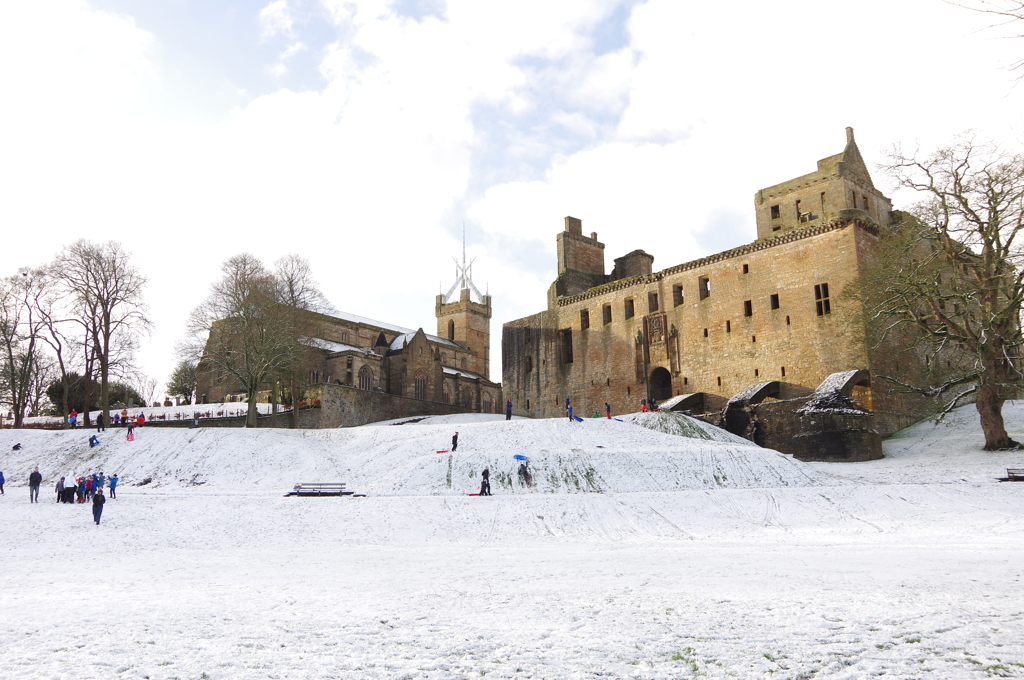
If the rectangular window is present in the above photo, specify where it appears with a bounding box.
[525,356,532,373]
[742,263,749,274]
[648,292,659,312]
[698,276,710,300]
[781,366,786,377]
[524,327,531,343]
[602,304,612,325]
[559,329,573,364]
[725,320,731,333]
[770,293,780,310]
[754,368,759,377]
[625,299,635,319]
[770,205,780,219]
[743,300,752,317]
[703,328,708,338]
[796,199,805,222]
[672,285,684,307]
[815,283,831,316]
[580,309,590,330]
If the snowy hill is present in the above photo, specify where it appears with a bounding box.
[0,411,839,494]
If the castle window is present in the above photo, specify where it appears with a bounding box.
[358,366,373,391]
[447,320,455,341]
[683,377,688,385]
[742,263,749,274]
[754,368,759,377]
[752,335,756,342]
[796,199,804,222]
[525,328,531,343]
[624,299,635,319]
[770,293,780,310]
[770,205,780,219]
[526,356,533,373]
[820,191,826,209]
[526,399,530,410]
[717,376,722,386]
[602,304,612,325]
[483,393,492,413]
[418,347,423,355]
[815,283,831,316]
[781,366,786,377]
[725,320,731,333]
[627,386,631,396]
[346,370,352,384]
[441,352,448,363]
[773,226,781,232]
[580,309,590,330]
[743,300,752,317]
[703,328,708,338]
[414,372,427,400]
[442,383,451,404]
[346,357,353,369]
[342,332,348,343]
[559,329,574,364]
[698,277,710,300]
[461,358,467,369]
[672,285,683,307]
[786,315,791,325]
[606,378,610,386]
[648,292,659,313]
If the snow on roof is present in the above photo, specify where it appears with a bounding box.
[442,365,486,381]
[300,337,375,356]
[326,309,414,335]
[388,331,462,352]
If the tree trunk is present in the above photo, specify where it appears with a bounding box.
[270,376,278,428]
[976,383,1018,450]
[291,379,299,429]
[246,391,258,428]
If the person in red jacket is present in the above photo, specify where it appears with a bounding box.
[137,413,146,427]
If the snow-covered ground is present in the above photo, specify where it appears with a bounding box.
[2,407,1024,678]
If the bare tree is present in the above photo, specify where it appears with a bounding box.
[55,241,150,426]
[863,135,1024,450]
[33,266,80,427]
[0,269,48,427]
[183,254,301,427]
[949,1,1024,76]
[275,254,336,315]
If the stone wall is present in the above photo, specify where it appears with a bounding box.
[504,221,878,423]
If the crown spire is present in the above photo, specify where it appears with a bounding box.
[442,222,485,303]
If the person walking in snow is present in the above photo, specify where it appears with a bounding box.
[605,402,611,419]
[92,489,105,525]
[96,413,105,432]
[567,404,574,422]
[564,396,570,414]
[55,476,65,503]
[0,470,5,495]
[29,467,42,502]
[480,468,491,496]
[506,399,513,421]
[108,474,119,499]
[451,432,459,452]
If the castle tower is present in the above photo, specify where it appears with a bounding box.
[436,234,492,380]
[754,127,894,239]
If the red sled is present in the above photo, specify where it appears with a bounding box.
[127,433,135,441]
[436,450,448,454]
[467,493,480,496]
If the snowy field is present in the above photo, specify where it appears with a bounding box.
[2,408,1024,678]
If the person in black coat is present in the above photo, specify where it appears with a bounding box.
[505,399,513,421]
[92,489,106,525]
[480,468,491,496]
[29,467,42,503]
[451,432,458,452]
[96,413,105,432]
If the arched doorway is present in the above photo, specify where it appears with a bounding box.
[650,367,672,401]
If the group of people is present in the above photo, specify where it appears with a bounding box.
[53,471,119,504]
[68,409,146,432]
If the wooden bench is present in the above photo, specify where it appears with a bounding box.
[1000,469,1024,482]
[284,483,353,497]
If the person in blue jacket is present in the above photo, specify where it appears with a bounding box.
[0,470,5,495]
[505,399,513,421]
[108,474,119,499]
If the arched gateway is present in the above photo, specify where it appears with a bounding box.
[649,367,672,402]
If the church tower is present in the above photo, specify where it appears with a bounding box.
[436,234,492,380]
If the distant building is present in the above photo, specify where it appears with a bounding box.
[196,251,501,426]
[502,129,941,461]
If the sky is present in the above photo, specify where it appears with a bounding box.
[2,0,1023,395]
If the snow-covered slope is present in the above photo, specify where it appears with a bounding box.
[0,415,841,493]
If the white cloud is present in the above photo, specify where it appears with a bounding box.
[259,0,296,39]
